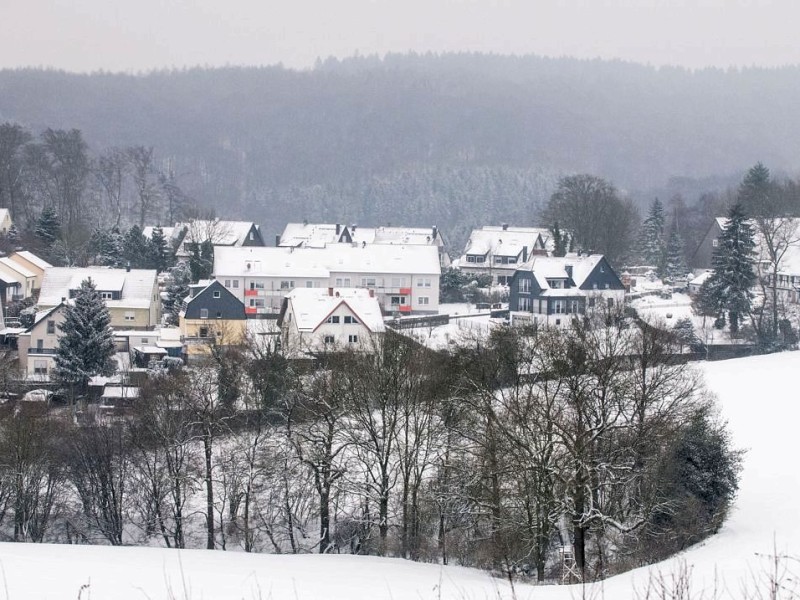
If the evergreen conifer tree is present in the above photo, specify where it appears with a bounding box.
[147,226,172,273]
[189,239,214,281]
[165,261,192,326]
[637,198,666,271]
[738,162,773,217]
[551,222,567,257]
[54,278,116,394]
[34,205,60,251]
[663,223,688,282]
[123,225,148,269]
[703,203,757,334]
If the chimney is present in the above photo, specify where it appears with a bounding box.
[351,223,357,232]
[432,225,438,240]
[275,234,281,246]
[126,262,131,272]
[335,223,341,235]
[502,223,508,231]
[369,289,374,298]
[328,287,334,297]
[361,241,366,248]
[522,246,528,262]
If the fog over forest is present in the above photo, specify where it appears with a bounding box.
[1,53,798,246]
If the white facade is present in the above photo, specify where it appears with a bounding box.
[17,305,66,380]
[214,245,441,316]
[279,288,385,356]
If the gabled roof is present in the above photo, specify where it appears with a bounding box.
[10,251,52,271]
[39,267,157,310]
[283,288,385,333]
[516,254,611,295]
[26,303,65,332]
[0,257,35,279]
[214,244,441,278]
[178,220,259,247]
[279,223,443,249]
[461,226,550,258]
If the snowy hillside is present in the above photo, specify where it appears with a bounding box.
[0,352,795,599]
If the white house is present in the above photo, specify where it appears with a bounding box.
[457,225,551,285]
[173,219,265,259]
[279,222,450,267]
[278,287,385,356]
[213,244,441,316]
[17,304,67,380]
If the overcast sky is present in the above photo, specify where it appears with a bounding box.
[1,0,797,72]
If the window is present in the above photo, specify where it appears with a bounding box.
[37,339,43,350]
[569,300,580,314]
[213,291,221,298]
[344,315,359,324]
[553,300,565,314]
[417,278,431,288]
[592,283,598,290]
[327,315,340,324]
[33,360,47,375]
[306,281,313,288]
[607,298,614,308]
[249,298,265,308]
[518,279,530,293]
[390,296,406,305]
[250,281,264,290]
[124,311,135,321]
[101,291,113,300]
[712,239,719,248]
[604,283,610,289]
[494,256,503,264]
[249,231,255,241]
[391,277,405,288]
[232,280,239,289]
[600,265,605,273]
[199,327,209,338]
[141,338,149,344]
[348,335,359,344]
[335,278,343,286]
[588,297,596,308]
[362,277,376,288]
[280,280,295,289]
[518,297,531,311]
[200,308,209,319]
[46,320,55,334]
[418,296,430,305]
[323,335,335,344]
[216,311,222,319]
[224,280,231,288]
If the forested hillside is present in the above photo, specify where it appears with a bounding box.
[1,54,798,246]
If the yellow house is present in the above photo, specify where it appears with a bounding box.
[8,251,52,291]
[179,280,247,360]
[38,267,160,330]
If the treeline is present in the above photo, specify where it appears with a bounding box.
[0,122,197,265]
[2,56,800,248]
[0,317,740,582]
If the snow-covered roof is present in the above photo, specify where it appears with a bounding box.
[279,223,442,249]
[689,271,713,286]
[178,220,258,247]
[461,226,549,258]
[10,251,52,271]
[0,257,35,279]
[39,267,157,310]
[101,386,140,399]
[132,345,167,355]
[142,226,177,242]
[285,288,386,333]
[523,254,603,285]
[214,244,441,278]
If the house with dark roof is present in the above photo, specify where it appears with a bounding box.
[509,253,625,328]
[179,280,247,360]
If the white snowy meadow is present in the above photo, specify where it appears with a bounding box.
[0,351,794,599]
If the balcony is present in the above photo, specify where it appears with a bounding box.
[29,347,57,355]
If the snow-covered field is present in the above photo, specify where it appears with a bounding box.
[0,352,796,599]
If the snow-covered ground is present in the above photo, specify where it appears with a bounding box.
[0,352,796,599]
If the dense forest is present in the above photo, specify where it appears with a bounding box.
[1,54,799,248]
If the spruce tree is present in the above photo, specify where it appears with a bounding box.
[637,198,666,271]
[54,278,116,393]
[704,203,757,334]
[738,162,772,217]
[165,261,192,326]
[189,239,214,281]
[147,226,172,273]
[663,223,688,282]
[34,205,61,251]
[123,225,148,269]
[550,221,567,257]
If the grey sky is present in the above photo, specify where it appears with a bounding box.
[2,0,798,72]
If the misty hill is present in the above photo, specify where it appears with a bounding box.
[1,54,798,245]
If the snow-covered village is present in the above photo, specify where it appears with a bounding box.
[1,3,800,599]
